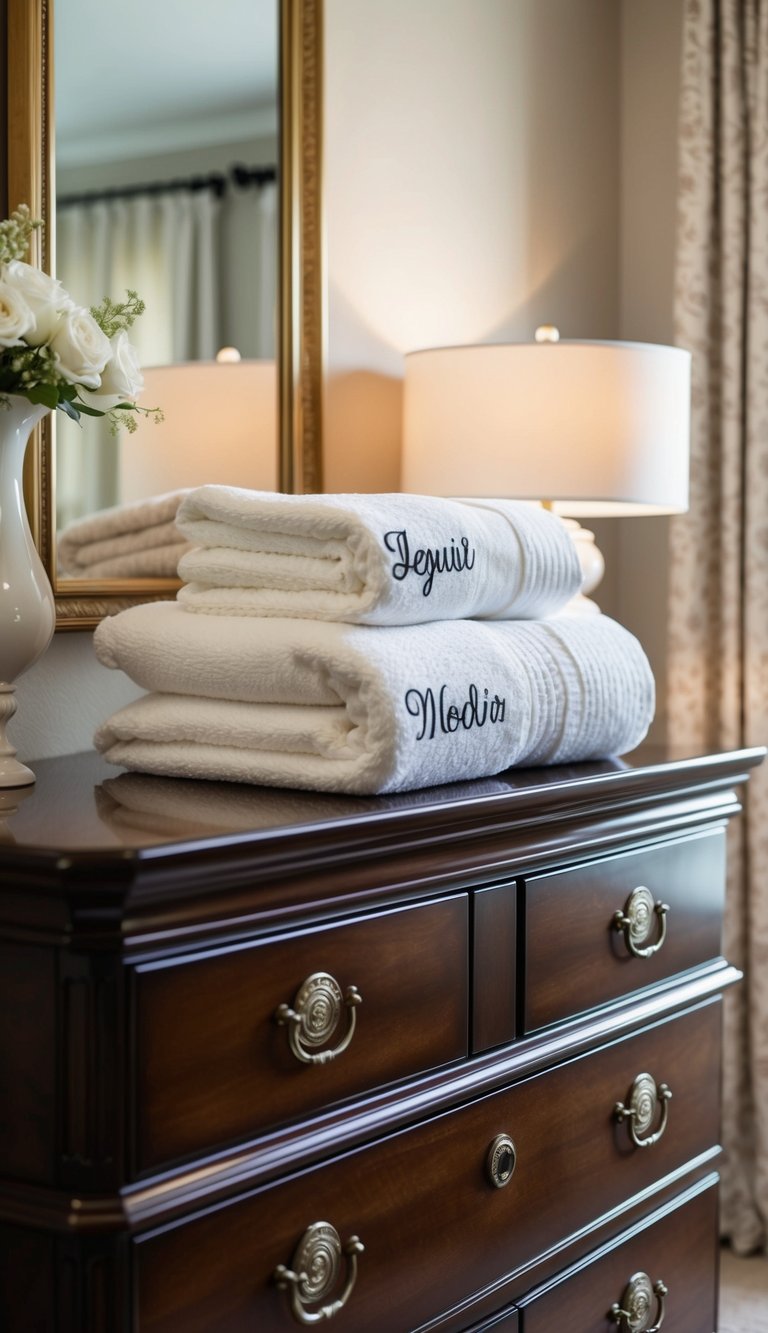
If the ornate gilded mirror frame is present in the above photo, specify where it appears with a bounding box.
[6,0,324,630]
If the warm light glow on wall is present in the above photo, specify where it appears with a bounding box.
[325,0,620,359]
[326,0,529,354]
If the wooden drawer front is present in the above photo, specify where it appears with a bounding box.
[133,895,468,1172]
[523,829,725,1032]
[519,1180,718,1332]
[135,1003,720,1332]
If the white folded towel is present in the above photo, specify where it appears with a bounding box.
[93,601,654,794]
[58,490,193,578]
[174,488,582,623]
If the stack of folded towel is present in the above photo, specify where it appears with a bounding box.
[58,490,192,579]
[93,489,655,794]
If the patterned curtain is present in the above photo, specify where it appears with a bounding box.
[670,0,768,1252]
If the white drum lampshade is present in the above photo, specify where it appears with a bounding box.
[119,358,277,502]
[402,340,691,516]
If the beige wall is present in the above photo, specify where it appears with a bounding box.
[324,0,621,492]
[8,0,684,761]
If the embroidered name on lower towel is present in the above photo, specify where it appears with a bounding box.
[406,683,506,740]
[93,603,656,795]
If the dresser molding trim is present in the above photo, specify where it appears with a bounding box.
[125,793,742,956]
[108,978,742,1228]
[0,971,737,1237]
[414,1168,721,1333]
[0,785,752,953]
[513,1169,720,1311]
[0,1160,721,1333]
[440,1167,725,1333]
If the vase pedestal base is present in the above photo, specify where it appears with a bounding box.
[0,684,36,787]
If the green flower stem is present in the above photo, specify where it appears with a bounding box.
[90,290,146,337]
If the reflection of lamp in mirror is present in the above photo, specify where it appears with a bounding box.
[401,332,691,596]
[121,351,277,502]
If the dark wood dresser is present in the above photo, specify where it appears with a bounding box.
[0,745,763,1332]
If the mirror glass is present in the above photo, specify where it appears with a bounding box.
[53,0,279,580]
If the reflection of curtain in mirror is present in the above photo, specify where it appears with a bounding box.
[55,181,277,534]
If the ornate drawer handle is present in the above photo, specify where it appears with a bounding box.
[274,1221,364,1325]
[613,886,670,959]
[614,1072,672,1148]
[610,1271,667,1331]
[274,972,362,1066]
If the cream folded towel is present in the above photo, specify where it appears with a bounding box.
[93,601,654,794]
[175,488,582,623]
[58,490,192,578]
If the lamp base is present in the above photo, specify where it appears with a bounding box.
[560,518,605,597]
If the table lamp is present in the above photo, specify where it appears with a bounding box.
[401,330,691,594]
[120,350,277,501]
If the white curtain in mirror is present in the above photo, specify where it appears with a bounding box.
[56,182,278,531]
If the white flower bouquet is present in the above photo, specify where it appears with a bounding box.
[0,204,160,433]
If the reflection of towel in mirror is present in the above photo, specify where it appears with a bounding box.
[58,490,193,578]
[175,487,583,623]
[93,601,654,795]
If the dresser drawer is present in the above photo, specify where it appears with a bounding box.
[132,895,468,1172]
[135,1002,721,1331]
[518,1179,719,1332]
[523,829,725,1032]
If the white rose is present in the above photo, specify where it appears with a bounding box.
[50,307,111,389]
[78,331,144,412]
[0,278,35,347]
[3,261,73,345]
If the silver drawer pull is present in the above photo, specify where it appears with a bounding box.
[274,971,362,1066]
[274,1221,364,1325]
[614,1072,672,1149]
[610,1271,667,1331]
[613,886,669,959]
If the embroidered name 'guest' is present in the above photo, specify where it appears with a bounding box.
[405,683,507,742]
[383,528,476,597]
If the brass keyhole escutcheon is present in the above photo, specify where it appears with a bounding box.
[486,1134,517,1188]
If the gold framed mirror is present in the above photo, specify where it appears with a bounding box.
[6,0,324,630]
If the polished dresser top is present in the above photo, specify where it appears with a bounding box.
[2,744,765,855]
[0,744,763,947]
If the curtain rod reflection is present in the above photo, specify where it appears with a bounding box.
[58,163,277,209]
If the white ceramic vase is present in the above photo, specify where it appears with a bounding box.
[0,395,55,786]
